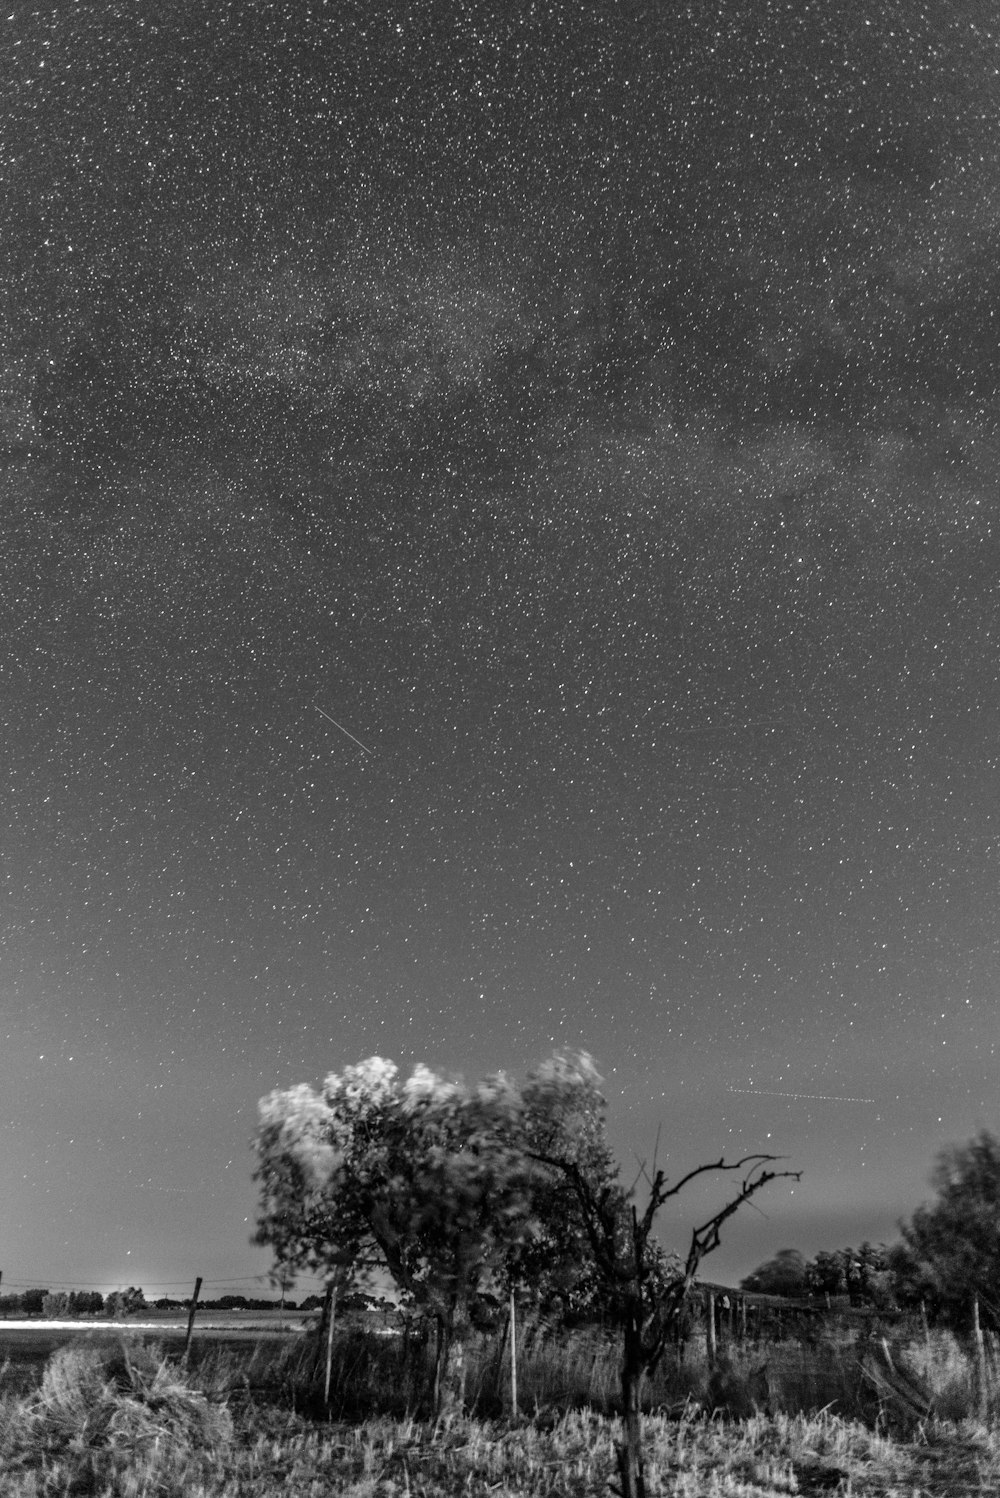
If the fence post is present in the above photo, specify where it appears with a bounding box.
[973,1294,988,1421]
[324,1282,338,1407]
[316,1283,333,1377]
[509,1286,518,1417]
[706,1290,717,1368]
[183,1277,202,1362]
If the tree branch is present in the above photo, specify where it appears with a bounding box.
[653,1152,790,1207]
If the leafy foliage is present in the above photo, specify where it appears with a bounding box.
[105,1286,148,1318]
[741,1248,809,1298]
[69,1290,106,1315]
[510,1050,621,1317]
[254,1055,556,1409]
[738,1244,894,1308]
[806,1249,846,1299]
[897,1129,1000,1328]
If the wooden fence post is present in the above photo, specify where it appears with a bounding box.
[324,1282,338,1407]
[509,1287,518,1416]
[706,1290,717,1369]
[183,1277,202,1362]
[973,1294,988,1421]
[315,1283,333,1377]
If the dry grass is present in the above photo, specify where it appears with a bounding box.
[2,1326,1000,1495]
[0,1338,232,1495]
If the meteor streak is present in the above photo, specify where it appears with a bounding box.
[315,705,373,756]
[728,1087,875,1104]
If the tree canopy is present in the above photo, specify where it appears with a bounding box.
[897,1129,1000,1328]
[253,1051,618,1408]
[740,1248,808,1298]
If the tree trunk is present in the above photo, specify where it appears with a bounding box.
[615,1315,646,1498]
[432,1313,469,1416]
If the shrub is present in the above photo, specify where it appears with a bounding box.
[104,1286,148,1318]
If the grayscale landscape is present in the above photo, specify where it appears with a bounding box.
[2,0,999,1491]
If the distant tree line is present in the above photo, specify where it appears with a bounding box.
[740,1129,1000,1331]
[740,1243,895,1308]
[0,1289,147,1318]
[142,1294,308,1313]
[0,1288,305,1317]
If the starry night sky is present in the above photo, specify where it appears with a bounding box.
[2,0,999,1299]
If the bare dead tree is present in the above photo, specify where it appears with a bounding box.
[530,1146,801,1498]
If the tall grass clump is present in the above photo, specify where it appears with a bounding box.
[252,1318,938,1428]
[0,1337,232,1493]
[900,1327,1000,1422]
[4,1326,1000,1496]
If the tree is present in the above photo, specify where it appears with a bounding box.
[522,1053,800,1498]
[507,1050,622,1323]
[253,1057,541,1412]
[741,1248,808,1298]
[105,1287,147,1318]
[852,1241,894,1309]
[537,1143,798,1498]
[885,1239,940,1315]
[897,1129,1000,1328]
[806,1249,846,1299]
[67,1291,104,1316]
[253,1046,799,1483]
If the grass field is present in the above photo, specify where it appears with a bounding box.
[2,1316,999,1495]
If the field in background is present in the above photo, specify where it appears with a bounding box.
[3,1313,1000,1494]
